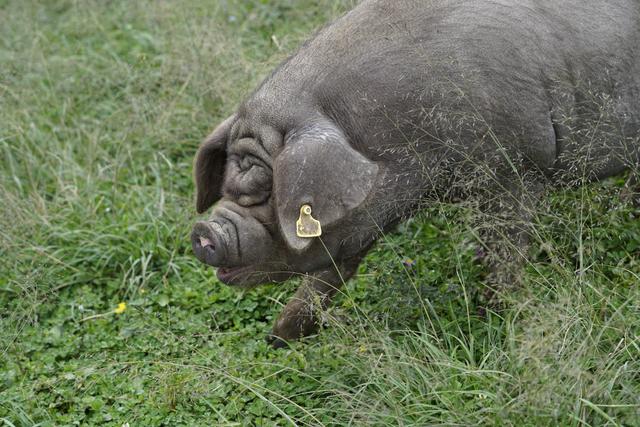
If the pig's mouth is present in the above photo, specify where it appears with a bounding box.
[216,264,295,287]
[216,265,255,285]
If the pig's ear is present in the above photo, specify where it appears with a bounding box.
[194,115,236,214]
[274,123,379,253]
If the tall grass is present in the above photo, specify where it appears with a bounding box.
[1,1,638,426]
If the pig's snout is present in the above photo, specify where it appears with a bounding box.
[191,221,228,267]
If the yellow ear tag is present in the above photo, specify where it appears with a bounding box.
[296,205,322,238]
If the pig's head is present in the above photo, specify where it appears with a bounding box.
[191,113,379,287]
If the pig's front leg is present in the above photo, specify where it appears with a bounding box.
[267,258,361,348]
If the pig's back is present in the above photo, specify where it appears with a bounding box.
[249,0,640,176]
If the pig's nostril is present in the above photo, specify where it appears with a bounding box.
[192,221,227,267]
[199,236,215,250]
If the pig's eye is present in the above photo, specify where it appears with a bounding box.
[238,155,258,171]
[233,154,267,176]
[224,153,272,206]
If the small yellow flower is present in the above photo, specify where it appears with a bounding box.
[402,258,416,268]
[114,302,127,314]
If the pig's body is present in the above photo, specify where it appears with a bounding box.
[193,0,640,346]
[249,0,639,175]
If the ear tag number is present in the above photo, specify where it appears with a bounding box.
[296,205,322,238]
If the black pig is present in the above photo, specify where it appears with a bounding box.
[192,0,639,346]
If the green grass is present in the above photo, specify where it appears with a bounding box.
[1,1,639,425]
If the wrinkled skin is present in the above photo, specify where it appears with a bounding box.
[192,0,640,346]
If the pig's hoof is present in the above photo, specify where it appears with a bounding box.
[265,333,290,349]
